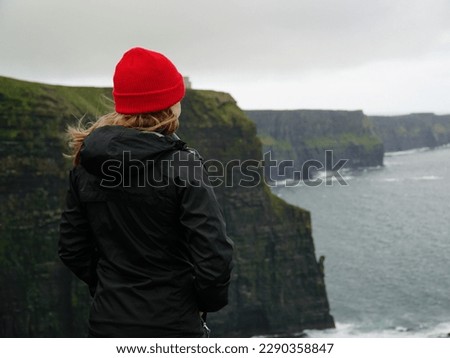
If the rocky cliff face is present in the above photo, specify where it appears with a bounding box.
[245,110,384,179]
[0,76,334,337]
[0,77,113,337]
[370,113,450,152]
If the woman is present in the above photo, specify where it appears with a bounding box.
[59,47,234,338]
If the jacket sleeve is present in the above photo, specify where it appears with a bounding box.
[176,153,234,312]
[59,169,98,296]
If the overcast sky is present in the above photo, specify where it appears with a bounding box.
[1,0,449,114]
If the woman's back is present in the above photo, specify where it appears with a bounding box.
[59,48,233,337]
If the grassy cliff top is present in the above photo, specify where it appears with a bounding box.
[0,76,261,160]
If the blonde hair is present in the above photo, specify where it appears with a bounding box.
[66,104,180,166]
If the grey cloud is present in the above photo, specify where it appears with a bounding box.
[0,0,449,112]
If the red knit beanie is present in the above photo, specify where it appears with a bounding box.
[113,47,185,114]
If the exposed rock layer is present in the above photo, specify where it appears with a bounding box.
[370,113,450,152]
[245,110,384,179]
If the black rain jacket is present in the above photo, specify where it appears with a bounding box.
[59,125,234,337]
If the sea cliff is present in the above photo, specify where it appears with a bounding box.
[245,110,384,180]
[370,113,450,152]
[0,76,334,337]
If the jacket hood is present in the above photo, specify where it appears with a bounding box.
[80,125,185,178]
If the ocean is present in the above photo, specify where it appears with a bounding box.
[272,145,450,337]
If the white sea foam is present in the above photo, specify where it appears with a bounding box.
[411,175,443,181]
[385,147,431,157]
[378,175,443,183]
[380,177,403,182]
[386,144,450,157]
[304,321,450,338]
